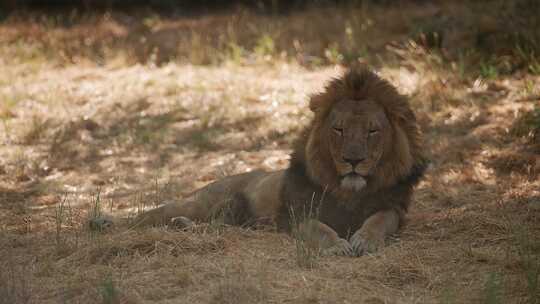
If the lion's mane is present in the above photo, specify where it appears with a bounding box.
[290,66,427,201]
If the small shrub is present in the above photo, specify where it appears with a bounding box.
[480,62,499,79]
[54,195,69,253]
[226,42,245,64]
[511,106,540,142]
[254,34,276,59]
[324,43,344,65]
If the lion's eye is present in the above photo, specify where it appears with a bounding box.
[368,129,379,136]
[333,127,343,136]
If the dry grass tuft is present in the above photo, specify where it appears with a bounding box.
[512,105,540,145]
[0,258,33,304]
[70,229,226,265]
[210,264,269,304]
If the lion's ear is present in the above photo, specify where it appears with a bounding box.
[308,93,325,113]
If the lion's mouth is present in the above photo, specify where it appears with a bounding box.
[344,172,367,178]
[340,173,367,192]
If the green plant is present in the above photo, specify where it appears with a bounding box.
[412,20,443,50]
[254,34,275,59]
[523,80,537,95]
[528,60,540,75]
[226,42,245,64]
[453,49,474,80]
[523,255,540,304]
[142,14,160,28]
[483,272,502,304]
[479,61,499,79]
[90,188,103,220]
[514,227,540,304]
[511,106,540,140]
[439,286,456,304]
[54,195,69,252]
[516,45,540,75]
[99,274,119,304]
[87,188,115,233]
[324,43,344,65]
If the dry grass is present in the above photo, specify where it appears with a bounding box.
[1,1,539,303]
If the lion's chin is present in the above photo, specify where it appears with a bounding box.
[340,174,367,192]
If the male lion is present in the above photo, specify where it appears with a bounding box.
[92,66,427,256]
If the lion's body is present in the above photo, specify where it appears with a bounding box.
[131,170,283,227]
[134,164,419,239]
[99,66,427,256]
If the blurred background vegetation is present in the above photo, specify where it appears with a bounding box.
[0,0,538,72]
[1,0,538,150]
[0,0,538,149]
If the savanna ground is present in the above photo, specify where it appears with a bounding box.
[1,1,539,303]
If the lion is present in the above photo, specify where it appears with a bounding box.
[92,66,427,256]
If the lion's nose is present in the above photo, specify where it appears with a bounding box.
[343,157,366,167]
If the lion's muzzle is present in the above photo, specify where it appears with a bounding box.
[340,174,367,192]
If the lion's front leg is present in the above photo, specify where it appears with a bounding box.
[297,219,354,256]
[349,209,401,256]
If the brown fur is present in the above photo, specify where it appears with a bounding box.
[93,66,427,256]
[297,66,426,197]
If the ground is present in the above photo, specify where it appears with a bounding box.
[1,2,539,304]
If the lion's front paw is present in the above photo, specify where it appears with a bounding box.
[349,231,384,256]
[88,217,114,232]
[321,238,354,256]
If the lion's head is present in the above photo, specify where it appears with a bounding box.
[293,66,426,198]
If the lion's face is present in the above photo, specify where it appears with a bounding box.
[301,67,425,198]
[326,99,391,192]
